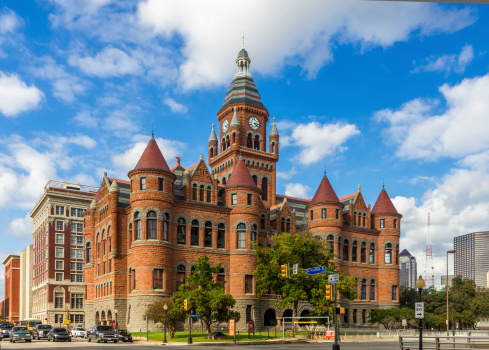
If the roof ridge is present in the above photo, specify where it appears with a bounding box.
[108,177,130,184]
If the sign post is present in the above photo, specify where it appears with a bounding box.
[229,319,236,345]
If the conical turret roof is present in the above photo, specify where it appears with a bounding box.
[371,187,398,214]
[310,173,340,204]
[208,124,217,142]
[230,107,240,127]
[133,136,170,172]
[270,117,279,137]
[226,159,257,188]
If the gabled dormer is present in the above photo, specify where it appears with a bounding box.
[184,155,218,205]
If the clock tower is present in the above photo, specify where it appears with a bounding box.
[208,46,279,206]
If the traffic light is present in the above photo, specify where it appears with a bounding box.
[184,299,188,311]
[325,285,333,301]
[280,264,288,278]
[340,307,345,315]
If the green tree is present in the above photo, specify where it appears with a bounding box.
[253,231,357,319]
[144,298,185,338]
[399,286,418,309]
[369,307,440,329]
[171,255,240,335]
[450,276,482,329]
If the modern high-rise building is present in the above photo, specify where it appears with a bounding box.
[399,249,417,289]
[454,231,489,287]
[30,180,97,327]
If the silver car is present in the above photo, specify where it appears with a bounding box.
[71,327,86,338]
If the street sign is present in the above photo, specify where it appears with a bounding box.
[229,319,235,336]
[402,319,407,327]
[415,302,424,319]
[306,266,326,275]
[190,314,201,318]
[63,320,70,324]
[328,274,339,284]
[292,264,298,275]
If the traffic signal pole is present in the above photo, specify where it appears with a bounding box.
[333,283,340,350]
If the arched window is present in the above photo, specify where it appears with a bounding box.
[251,224,257,249]
[177,218,186,244]
[221,138,225,152]
[200,185,204,201]
[343,239,349,261]
[217,223,225,248]
[252,175,257,186]
[254,135,260,150]
[217,268,225,285]
[237,223,246,249]
[287,219,291,233]
[86,242,91,263]
[206,186,211,203]
[128,223,132,244]
[370,280,375,300]
[280,218,285,233]
[163,213,169,241]
[176,265,185,290]
[261,178,268,201]
[361,242,366,263]
[361,279,367,300]
[226,135,230,149]
[147,211,157,239]
[363,214,366,227]
[134,212,141,240]
[352,241,357,262]
[191,220,199,246]
[272,143,275,153]
[385,243,392,264]
[102,230,106,255]
[369,243,375,264]
[260,215,266,230]
[327,235,334,253]
[204,221,212,247]
[232,133,236,144]
[192,184,197,200]
[247,134,252,148]
[222,177,227,185]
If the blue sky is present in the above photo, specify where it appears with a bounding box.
[1,1,488,291]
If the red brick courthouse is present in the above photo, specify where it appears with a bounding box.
[83,48,401,331]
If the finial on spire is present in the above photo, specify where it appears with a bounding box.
[358,184,361,193]
[383,178,385,189]
[324,165,327,177]
[150,124,155,140]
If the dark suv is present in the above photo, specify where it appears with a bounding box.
[32,324,53,340]
[0,324,15,340]
[87,325,118,343]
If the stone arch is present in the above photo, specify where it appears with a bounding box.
[95,311,100,325]
[214,219,229,230]
[143,206,161,218]
[216,263,229,275]
[173,213,190,224]
[107,310,113,321]
[382,240,395,249]
[249,220,259,230]
[101,310,106,322]
[202,217,216,227]
[282,309,293,319]
[368,240,378,249]
[189,215,203,227]
[258,173,272,182]
[233,219,250,231]
[160,208,172,221]
[173,261,188,271]
[264,309,277,327]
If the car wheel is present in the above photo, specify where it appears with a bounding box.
[96,339,100,343]
[114,340,118,343]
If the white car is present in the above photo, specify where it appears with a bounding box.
[71,327,86,338]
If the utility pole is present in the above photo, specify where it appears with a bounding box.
[333,283,339,350]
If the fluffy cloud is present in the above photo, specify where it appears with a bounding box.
[0,72,44,117]
[412,44,474,74]
[164,97,188,114]
[375,73,489,161]
[70,47,142,77]
[0,8,22,33]
[73,110,99,128]
[284,183,311,199]
[9,214,33,237]
[137,0,476,89]
[277,166,298,180]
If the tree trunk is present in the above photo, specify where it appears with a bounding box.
[203,318,212,335]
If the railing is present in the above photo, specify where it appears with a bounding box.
[399,335,489,349]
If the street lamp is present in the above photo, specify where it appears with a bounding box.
[446,250,456,336]
[163,303,168,344]
[416,275,425,350]
[115,309,118,331]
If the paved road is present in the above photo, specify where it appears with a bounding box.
[0,338,399,350]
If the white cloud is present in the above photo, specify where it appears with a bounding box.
[412,44,474,74]
[9,214,33,237]
[70,47,142,77]
[288,121,360,165]
[73,110,99,128]
[375,73,489,161]
[0,8,22,33]
[277,166,298,180]
[164,97,188,114]
[112,134,186,175]
[284,183,311,199]
[0,72,44,117]
[137,0,476,89]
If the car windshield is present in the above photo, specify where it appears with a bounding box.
[38,325,52,330]
[53,328,68,333]
[77,328,85,331]
[4,324,14,328]
[97,326,113,331]
[13,327,28,332]
[119,330,128,335]
[28,321,42,327]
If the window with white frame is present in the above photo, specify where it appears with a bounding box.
[56,221,64,231]
[232,194,237,205]
[54,292,64,308]
[55,247,64,258]
[71,222,83,233]
[55,234,64,244]
[71,235,84,246]
[55,273,63,281]
[71,208,84,217]
[55,260,63,270]
[70,293,83,309]
[71,262,83,271]
[55,206,64,216]
[71,249,84,259]
[70,274,84,283]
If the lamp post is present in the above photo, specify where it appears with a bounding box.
[115,309,118,331]
[446,250,456,336]
[416,275,425,350]
[163,303,168,344]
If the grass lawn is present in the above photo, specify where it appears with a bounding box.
[131,329,295,343]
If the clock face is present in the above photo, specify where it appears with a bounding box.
[222,119,229,133]
[248,116,260,130]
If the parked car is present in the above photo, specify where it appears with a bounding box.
[9,326,32,343]
[0,324,15,340]
[32,324,53,340]
[117,329,133,342]
[86,325,118,343]
[47,328,71,342]
[71,327,86,338]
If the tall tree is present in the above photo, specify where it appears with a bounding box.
[171,255,240,335]
[144,298,185,338]
[399,286,418,309]
[254,231,357,319]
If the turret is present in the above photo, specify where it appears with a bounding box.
[108,179,119,258]
[269,117,279,155]
[371,186,402,231]
[208,124,218,159]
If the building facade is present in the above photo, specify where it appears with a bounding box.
[19,245,33,321]
[30,180,97,327]
[454,231,489,287]
[1,254,20,322]
[399,249,417,289]
[83,48,401,331]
